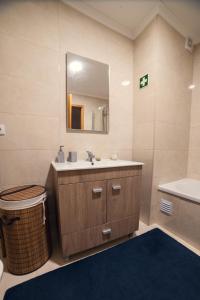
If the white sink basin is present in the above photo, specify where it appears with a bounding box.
[52,159,143,172]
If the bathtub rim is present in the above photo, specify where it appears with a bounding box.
[158,178,200,204]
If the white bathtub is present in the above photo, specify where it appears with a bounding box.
[158,178,200,204]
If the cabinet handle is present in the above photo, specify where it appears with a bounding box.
[93,187,103,194]
[102,228,112,235]
[112,184,121,191]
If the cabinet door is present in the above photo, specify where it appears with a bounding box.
[107,176,140,222]
[58,180,106,235]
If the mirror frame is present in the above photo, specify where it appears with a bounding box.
[66,53,109,134]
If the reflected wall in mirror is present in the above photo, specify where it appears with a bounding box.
[66,52,109,133]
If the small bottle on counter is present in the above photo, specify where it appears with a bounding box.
[57,146,65,163]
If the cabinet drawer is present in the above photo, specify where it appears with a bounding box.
[57,167,141,184]
[61,216,138,256]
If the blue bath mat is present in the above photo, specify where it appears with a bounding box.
[4,228,200,300]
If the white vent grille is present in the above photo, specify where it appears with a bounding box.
[160,199,173,215]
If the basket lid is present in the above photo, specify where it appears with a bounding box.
[0,185,46,201]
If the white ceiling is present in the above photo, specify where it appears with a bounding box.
[63,0,200,45]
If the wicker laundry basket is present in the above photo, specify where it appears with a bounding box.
[0,185,50,275]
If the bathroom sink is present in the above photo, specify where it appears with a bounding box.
[52,159,143,172]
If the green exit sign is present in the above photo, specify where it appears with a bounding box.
[140,74,149,89]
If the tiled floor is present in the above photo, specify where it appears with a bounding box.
[0,222,199,300]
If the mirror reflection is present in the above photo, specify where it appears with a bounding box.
[66,52,109,133]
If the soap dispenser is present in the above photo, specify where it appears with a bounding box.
[57,146,65,163]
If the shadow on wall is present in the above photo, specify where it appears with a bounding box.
[45,166,59,252]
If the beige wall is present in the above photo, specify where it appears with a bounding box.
[134,16,193,227]
[151,17,193,222]
[133,18,158,224]
[134,17,200,249]
[151,23,200,247]
[0,0,134,193]
[187,44,200,179]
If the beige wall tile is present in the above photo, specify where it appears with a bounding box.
[156,17,193,69]
[155,122,189,151]
[156,98,191,126]
[0,0,59,50]
[134,15,193,240]
[59,4,106,58]
[133,17,158,224]
[134,18,158,69]
[187,150,200,180]
[0,74,60,117]
[177,198,200,249]
[109,69,133,99]
[190,89,200,126]
[0,150,57,187]
[189,125,200,150]
[134,123,154,150]
[192,45,200,84]
[156,71,191,125]
[0,32,59,86]
[153,150,188,182]
[59,128,133,161]
[0,113,59,150]
[139,174,152,224]
[133,148,154,224]
[157,64,192,101]
[187,44,200,179]
[149,17,193,245]
[134,94,155,124]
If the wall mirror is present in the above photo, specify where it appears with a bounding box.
[66,52,109,134]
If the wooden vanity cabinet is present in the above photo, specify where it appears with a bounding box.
[54,166,142,257]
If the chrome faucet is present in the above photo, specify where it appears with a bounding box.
[86,151,95,165]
